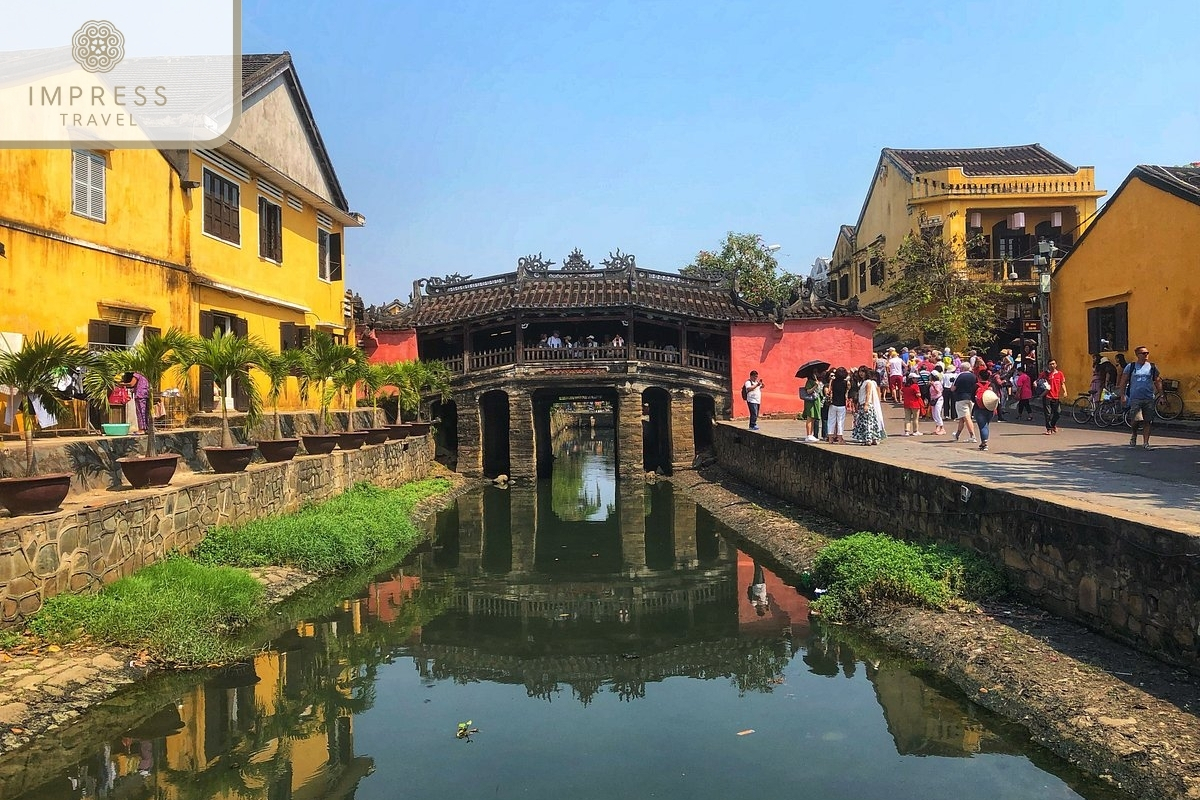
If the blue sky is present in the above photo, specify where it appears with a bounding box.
[242,0,1199,304]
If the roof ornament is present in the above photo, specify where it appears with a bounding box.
[561,248,593,272]
[424,273,473,294]
[517,253,554,278]
[601,249,635,272]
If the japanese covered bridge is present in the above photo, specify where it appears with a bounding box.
[359,250,877,479]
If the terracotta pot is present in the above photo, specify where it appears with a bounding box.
[257,438,300,463]
[407,422,431,436]
[337,431,368,450]
[0,473,72,516]
[117,454,180,489]
[385,424,411,440]
[363,428,390,445]
[301,434,339,456]
[204,445,256,474]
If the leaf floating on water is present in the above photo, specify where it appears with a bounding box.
[736,729,755,736]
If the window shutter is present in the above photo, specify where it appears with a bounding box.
[144,326,161,341]
[318,231,329,280]
[297,326,311,350]
[1113,302,1129,352]
[233,316,249,338]
[72,152,90,217]
[89,154,105,221]
[87,319,108,345]
[329,233,343,281]
[198,311,215,411]
[1086,307,1101,354]
[280,321,297,350]
[258,198,269,259]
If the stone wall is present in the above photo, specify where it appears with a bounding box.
[713,425,1200,670]
[0,435,433,625]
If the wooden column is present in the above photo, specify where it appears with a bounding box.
[617,382,644,478]
[670,388,695,471]
[456,390,482,477]
[515,317,525,365]
[508,389,535,480]
[679,322,689,366]
[626,313,635,360]
[462,326,472,374]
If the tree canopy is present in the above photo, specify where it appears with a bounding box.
[681,232,804,308]
[885,231,1005,351]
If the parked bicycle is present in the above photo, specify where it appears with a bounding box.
[1118,381,1185,427]
[1070,389,1123,427]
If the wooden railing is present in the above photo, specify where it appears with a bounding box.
[470,347,515,370]
[687,351,729,374]
[438,347,728,377]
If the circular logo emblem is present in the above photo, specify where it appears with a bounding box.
[71,20,125,73]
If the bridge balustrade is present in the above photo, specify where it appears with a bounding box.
[470,346,516,370]
[436,346,727,377]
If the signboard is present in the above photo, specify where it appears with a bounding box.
[1022,320,1042,333]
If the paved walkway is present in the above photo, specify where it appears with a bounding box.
[741,403,1200,535]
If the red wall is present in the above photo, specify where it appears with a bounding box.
[737,551,811,638]
[360,327,418,364]
[729,318,876,418]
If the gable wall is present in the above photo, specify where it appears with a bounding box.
[235,75,333,203]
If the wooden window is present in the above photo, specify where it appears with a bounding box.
[858,262,867,293]
[72,151,106,222]
[838,274,850,300]
[869,256,884,286]
[318,229,343,281]
[258,197,283,262]
[279,321,311,351]
[203,169,240,244]
[1087,302,1128,354]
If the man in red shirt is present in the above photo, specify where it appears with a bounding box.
[1040,359,1067,434]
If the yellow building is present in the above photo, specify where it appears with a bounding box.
[829,144,1105,342]
[1051,164,1200,414]
[0,52,362,425]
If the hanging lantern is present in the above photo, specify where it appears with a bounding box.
[1009,212,1026,230]
[968,212,982,229]
[1051,211,1063,228]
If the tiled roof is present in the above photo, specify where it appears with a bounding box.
[839,225,856,241]
[883,144,1078,177]
[390,270,871,328]
[1137,164,1200,202]
[242,53,290,97]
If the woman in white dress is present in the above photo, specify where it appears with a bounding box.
[850,365,886,445]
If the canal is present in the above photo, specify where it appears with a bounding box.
[5,427,1126,800]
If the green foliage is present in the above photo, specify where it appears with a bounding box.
[294,331,359,434]
[174,330,269,447]
[680,232,803,308]
[0,332,94,476]
[811,532,1008,622]
[255,348,302,439]
[192,479,451,574]
[0,629,22,649]
[90,328,193,456]
[886,231,1005,350]
[29,556,264,665]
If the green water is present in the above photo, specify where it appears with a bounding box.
[4,428,1128,800]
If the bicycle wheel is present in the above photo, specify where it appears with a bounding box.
[1096,401,1121,427]
[1156,391,1184,421]
[1070,396,1093,425]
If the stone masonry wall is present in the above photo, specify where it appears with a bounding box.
[713,425,1200,670]
[0,436,434,625]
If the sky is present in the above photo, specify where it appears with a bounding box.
[241,0,1200,305]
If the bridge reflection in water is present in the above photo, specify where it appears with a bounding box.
[6,430,1122,800]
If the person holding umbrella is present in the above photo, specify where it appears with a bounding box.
[796,359,830,443]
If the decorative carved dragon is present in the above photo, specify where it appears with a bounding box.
[561,248,593,271]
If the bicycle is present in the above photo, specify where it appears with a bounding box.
[1070,390,1121,427]
[1118,389,1186,427]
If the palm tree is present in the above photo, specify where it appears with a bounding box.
[256,349,302,440]
[0,333,93,477]
[94,328,191,457]
[380,361,420,423]
[175,330,268,448]
[295,331,358,435]
[332,350,370,433]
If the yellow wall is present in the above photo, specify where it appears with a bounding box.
[1051,176,1200,413]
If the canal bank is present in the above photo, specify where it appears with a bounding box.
[674,438,1200,800]
[0,465,475,759]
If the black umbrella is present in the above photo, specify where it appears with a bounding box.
[795,359,831,379]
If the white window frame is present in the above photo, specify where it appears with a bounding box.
[71,150,106,222]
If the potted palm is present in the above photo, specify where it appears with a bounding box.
[359,362,391,445]
[405,359,452,437]
[381,361,419,440]
[295,331,356,456]
[175,330,265,473]
[331,351,368,450]
[253,349,302,462]
[95,329,190,488]
[0,333,93,515]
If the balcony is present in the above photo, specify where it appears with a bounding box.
[441,345,729,378]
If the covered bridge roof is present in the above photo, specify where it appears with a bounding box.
[363,252,878,330]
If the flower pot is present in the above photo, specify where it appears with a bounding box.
[257,438,300,463]
[117,454,180,489]
[385,424,411,440]
[0,473,73,515]
[204,445,256,474]
[337,431,368,450]
[101,423,131,436]
[363,428,390,445]
[300,434,339,456]
[407,422,431,437]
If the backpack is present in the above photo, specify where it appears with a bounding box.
[1123,362,1159,382]
[741,383,750,401]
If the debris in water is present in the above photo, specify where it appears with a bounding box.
[736,729,755,736]
[456,720,480,741]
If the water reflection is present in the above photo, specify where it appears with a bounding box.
[7,429,1125,800]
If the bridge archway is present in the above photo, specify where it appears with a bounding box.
[692,393,715,454]
[480,390,510,478]
[642,387,672,475]
[431,398,458,470]
[532,388,618,479]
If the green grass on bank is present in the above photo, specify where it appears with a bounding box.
[192,479,450,574]
[25,478,452,665]
[810,532,1009,622]
[30,557,264,664]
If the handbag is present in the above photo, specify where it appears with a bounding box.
[107,385,131,405]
